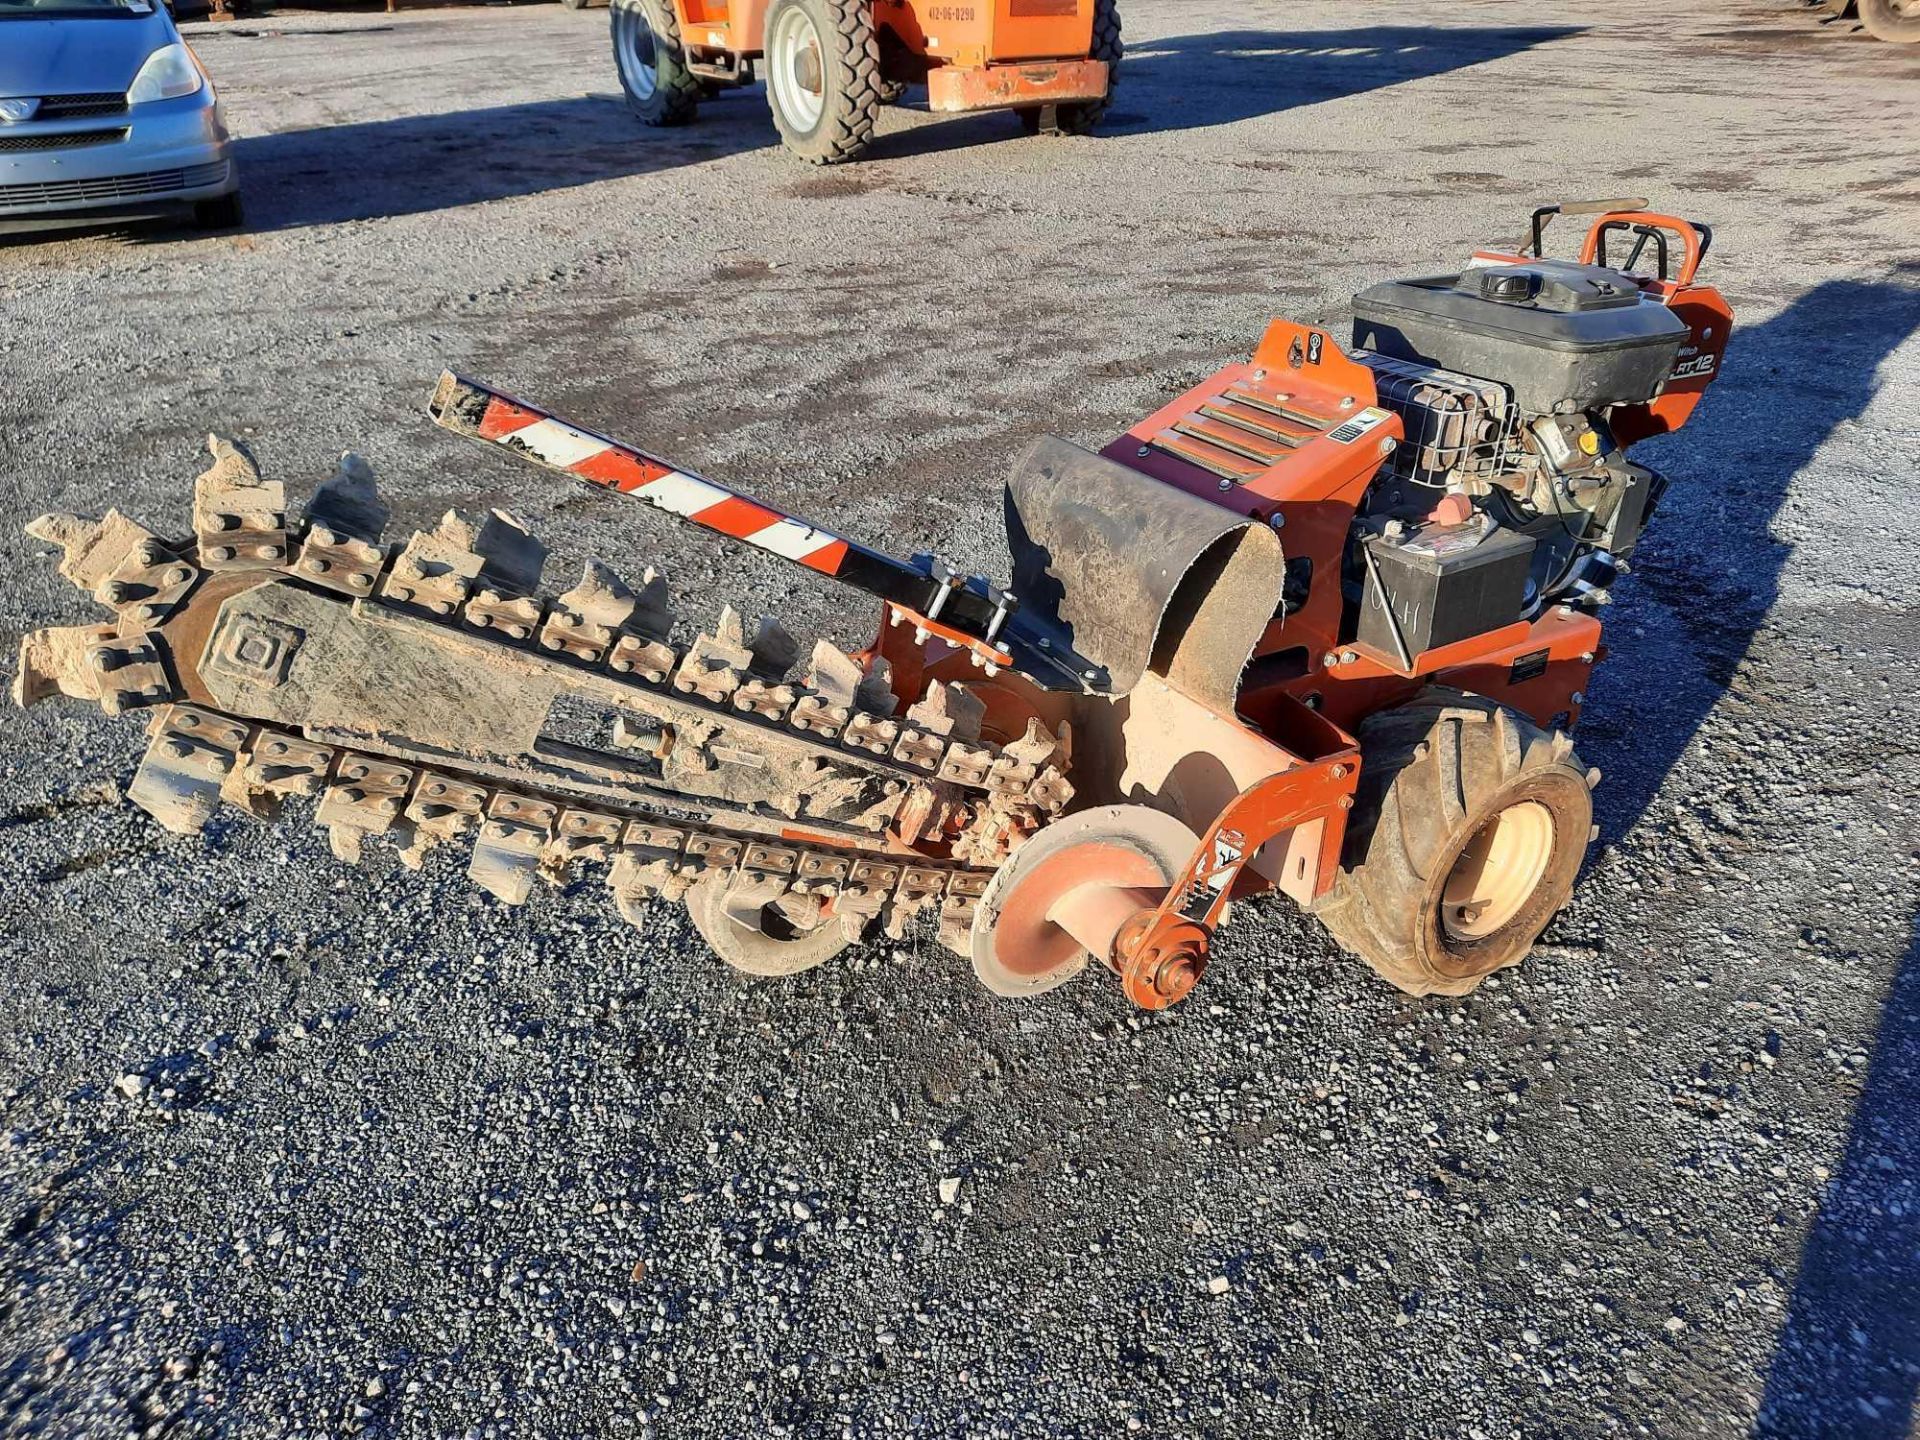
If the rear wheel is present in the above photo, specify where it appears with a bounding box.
[687,876,854,977]
[612,0,702,127]
[1015,0,1121,136]
[763,0,881,164]
[1314,691,1594,997]
[1861,0,1920,39]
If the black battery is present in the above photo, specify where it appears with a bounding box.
[1357,521,1536,662]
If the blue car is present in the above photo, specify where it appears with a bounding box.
[0,0,240,228]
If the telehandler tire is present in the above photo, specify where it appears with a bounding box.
[1315,691,1594,998]
[763,0,882,164]
[1015,0,1121,136]
[1860,0,1920,40]
[612,0,703,127]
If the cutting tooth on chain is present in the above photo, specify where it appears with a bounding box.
[14,623,115,708]
[306,452,389,543]
[747,616,799,679]
[462,510,547,639]
[627,567,674,640]
[193,434,287,572]
[297,454,390,596]
[316,754,414,864]
[242,731,333,798]
[540,807,625,885]
[26,511,165,603]
[399,771,487,869]
[128,706,248,836]
[541,560,636,663]
[674,605,753,706]
[468,793,557,904]
[905,682,986,743]
[383,511,484,616]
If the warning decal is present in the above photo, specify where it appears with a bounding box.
[1326,408,1391,445]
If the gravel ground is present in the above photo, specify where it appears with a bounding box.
[1,2,1917,1436]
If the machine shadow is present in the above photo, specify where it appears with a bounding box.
[1096,24,1585,134]
[229,94,766,232]
[1756,914,1920,1437]
[865,22,1585,160]
[1582,269,1920,845]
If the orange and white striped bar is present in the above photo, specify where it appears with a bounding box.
[429,371,851,576]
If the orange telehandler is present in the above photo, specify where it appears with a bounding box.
[608,0,1122,162]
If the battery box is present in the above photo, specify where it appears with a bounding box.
[1358,521,1536,663]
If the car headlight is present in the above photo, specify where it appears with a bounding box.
[128,43,205,104]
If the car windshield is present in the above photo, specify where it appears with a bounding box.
[0,0,151,11]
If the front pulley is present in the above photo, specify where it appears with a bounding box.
[969,804,1208,1008]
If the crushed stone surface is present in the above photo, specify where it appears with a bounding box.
[0,2,1916,1435]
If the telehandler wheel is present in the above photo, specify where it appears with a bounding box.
[1314,692,1594,998]
[687,877,855,977]
[1015,0,1121,136]
[612,0,703,127]
[1861,0,1920,40]
[763,0,883,164]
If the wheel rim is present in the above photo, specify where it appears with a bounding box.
[1440,800,1555,942]
[768,6,827,133]
[615,8,660,103]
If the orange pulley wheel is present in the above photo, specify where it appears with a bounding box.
[969,805,1202,1002]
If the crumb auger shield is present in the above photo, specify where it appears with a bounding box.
[18,206,1730,1007]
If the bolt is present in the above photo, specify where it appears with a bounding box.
[208,546,234,562]
[1330,764,1348,779]
[1217,479,1234,492]
[256,545,282,561]
[1269,513,1285,530]
[1137,446,1151,458]
[138,604,165,623]
[105,581,133,605]
[167,566,193,586]
[264,741,287,757]
[348,573,372,590]
[178,712,199,727]
[163,739,192,759]
[1340,650,1357,666]
[139,543,167,566]
[1570,691,1586,705]
[306,557,331,574]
